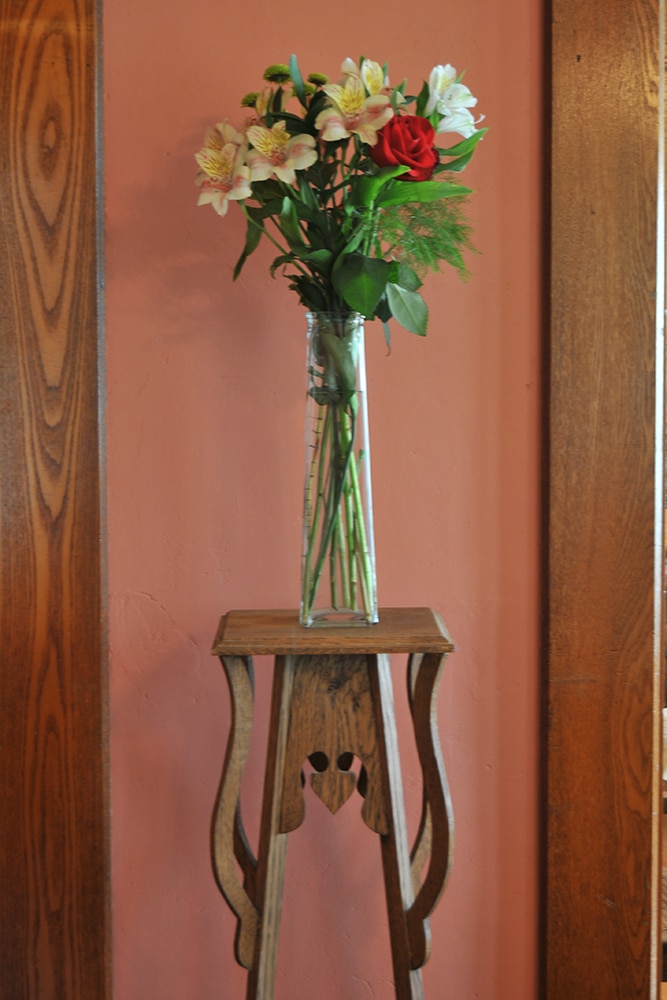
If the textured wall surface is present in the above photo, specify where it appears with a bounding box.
[105,6,543,998]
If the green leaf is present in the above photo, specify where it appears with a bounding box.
[374,292,391,321]
[386,284,428,335]
[270,253,297,276]
[288,275,329,311]
[332,253,392,316]
[301,249,334,274]
[279,197,305,249]
[271,86,283,114]
[289,54,307,106]
[335,221,369,257]
[350,165,409,208]
[251,180,285,204]
[304,89,328,131]
[433,152,475,174]
[372,296,392,351]
[395,263,422,292]
[271,111,313,135]
[414,79,431,117]
[437,128,488,173]
[319,332,358,394]
[381,320,392,352]
[297,173,320,213]
[390,79,408,112]
[376,179,471,208]
[439,127,488,160]
[233,207,265,280]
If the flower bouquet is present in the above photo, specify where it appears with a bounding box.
[196,55,485,624]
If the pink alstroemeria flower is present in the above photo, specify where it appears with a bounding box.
[195,122,251,216]
[315,74,393,145]
[246,121,317,184]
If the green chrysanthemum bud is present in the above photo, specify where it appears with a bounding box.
[241,91,260,108]
[263,63,291,84]
[307,72,328,86]
[296,82,316,98]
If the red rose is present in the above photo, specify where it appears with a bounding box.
[370,115,439,181]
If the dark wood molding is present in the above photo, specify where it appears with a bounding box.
[544,0,663,995]
[0,2,110,998]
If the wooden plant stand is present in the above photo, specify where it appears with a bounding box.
[210,607,454,1000]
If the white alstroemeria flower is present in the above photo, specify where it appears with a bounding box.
[437,80,478,115]
[424,63,482,137]
[436,106,483,139]
[424,64,458,116]
[246,120,317,184]
[425,64,478,116]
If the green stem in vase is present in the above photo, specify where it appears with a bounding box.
[339,414,374,614]
[301,314,376,625]
[302,402,331,610]
[302,402,375,621]
[334,508,351,608]
[305,400,355,613]
[344,477,356,608]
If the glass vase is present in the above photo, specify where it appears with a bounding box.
[300,312,378,627]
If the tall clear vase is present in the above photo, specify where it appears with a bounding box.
[300,312,378,627]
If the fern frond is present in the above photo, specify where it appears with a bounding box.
[377,196,477,280]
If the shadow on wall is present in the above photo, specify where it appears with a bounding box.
[104,125,285,330]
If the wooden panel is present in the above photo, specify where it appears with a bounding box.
[0,2,109,998]
[546,0,662,996]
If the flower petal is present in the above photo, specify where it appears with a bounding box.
[436,107,482,138]
[361,59,385,95]
[340,57,359,77]
[315,108,351,141]
[425,64,458,116]
[286,134,318,169]
[246,149,274,181]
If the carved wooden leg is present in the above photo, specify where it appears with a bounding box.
[246,655,296,1000]
[211,655,258,971]
[406,651,453,971]
[369,653,425,1000]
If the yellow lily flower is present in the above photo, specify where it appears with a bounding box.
[340,56,398,100]
[195,123,251,215]
[246,120,317,184]
[316,75,393,145]
[360,59,385,95]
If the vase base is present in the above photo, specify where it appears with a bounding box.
[300,608,379,628]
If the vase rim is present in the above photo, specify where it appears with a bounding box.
[305,310,364,319]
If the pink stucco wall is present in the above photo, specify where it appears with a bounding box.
[105,4,542,998]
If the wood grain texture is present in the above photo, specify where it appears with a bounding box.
[246,655,295,998]
[211,613,454,999]
[546,0,662,995]
[278,653,390,834]
[0,3,109,999]
[370,653,425,1000]
[406,652,453,970]
[211,655,258,970]
[212,607,454,656]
